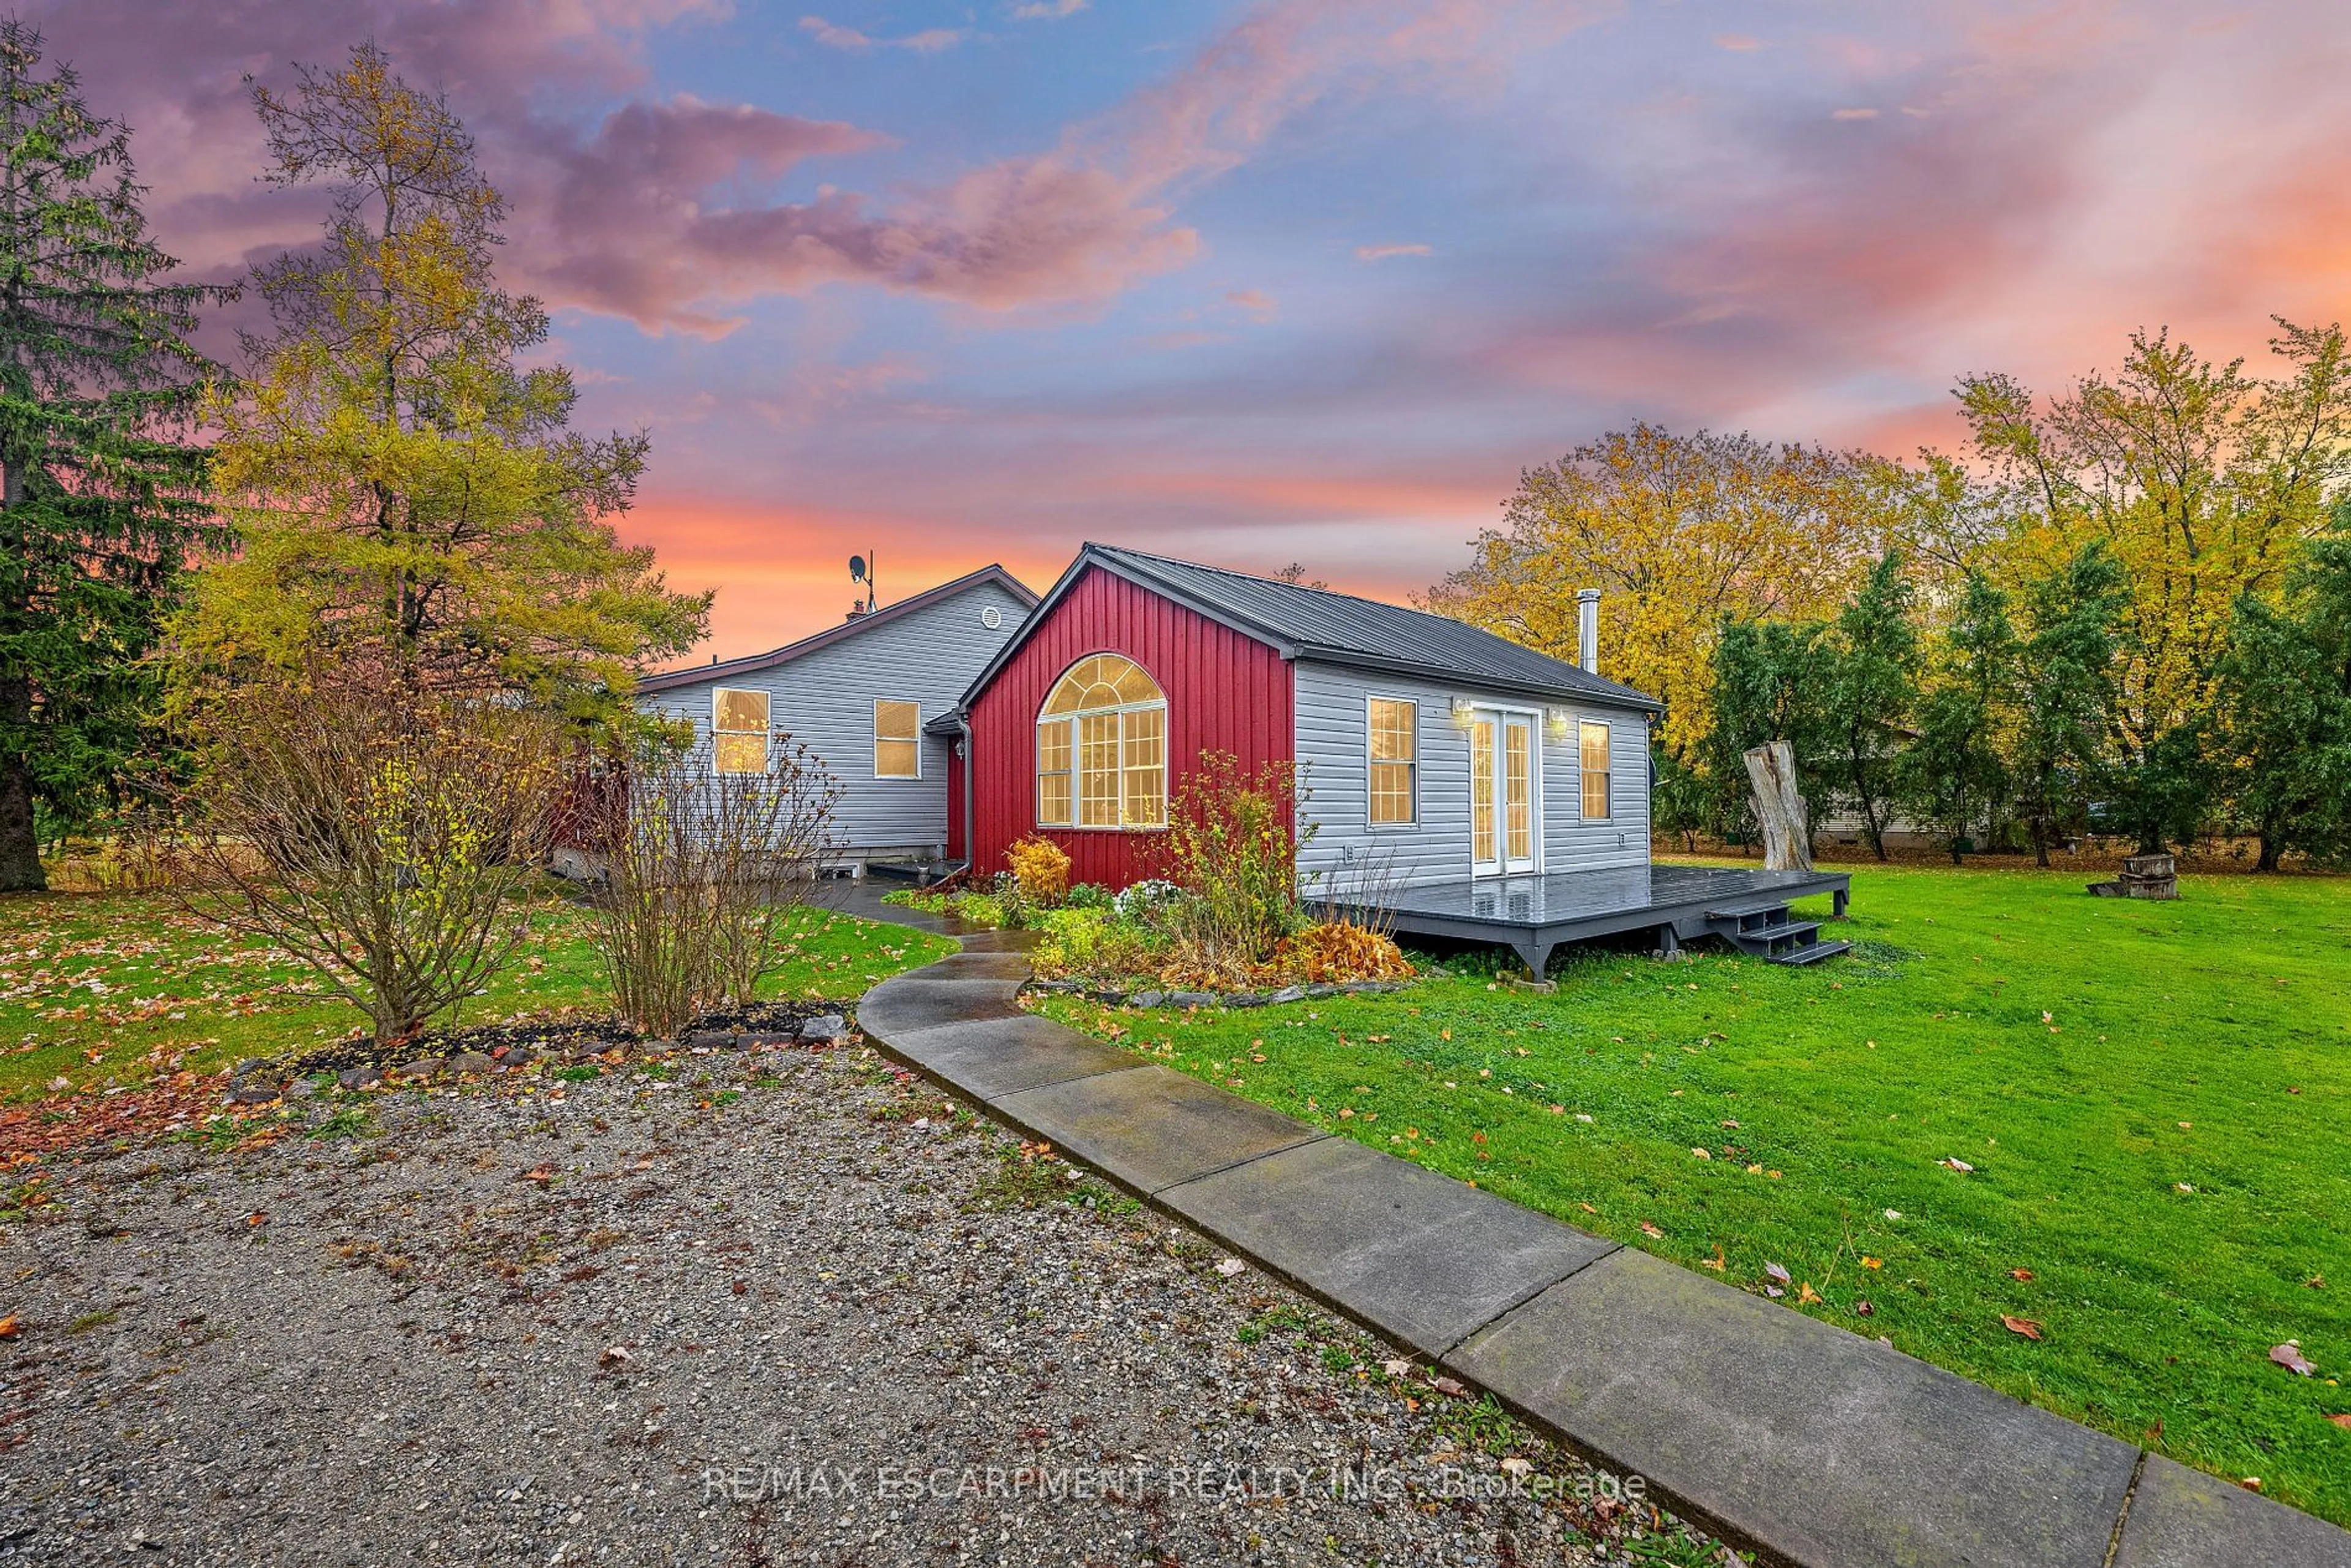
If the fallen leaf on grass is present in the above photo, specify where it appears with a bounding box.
[2327,1414,2351,1431]
[2308,1276,2326,1290]
[1855,1300,1874,1316]
[1430,1375,1468,1398]
[2009,1268,2035,1281]
[2270,1343,2316,1376]
[1862,1256,1883,1270]
[1796,1283,1822,1305]
[1638,1220,1663,1239]
[1940,1157,1974,1173]
[1381,1359,1411,1378]
[2002,1315,2044,1341]
[1701,1246,1726,1272]
[1691,1147,1710,1160]
[1764,1262,1791,1285]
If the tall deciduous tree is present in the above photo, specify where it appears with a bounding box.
[0,21,228,891]
[1425,424,1882,768]
[1957,320,2351,850]
[173,45,707,714]
[1819,552,1920,861]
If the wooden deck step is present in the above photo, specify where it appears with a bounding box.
[1770,939,1851,966]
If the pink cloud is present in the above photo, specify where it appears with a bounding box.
[1356,242,1433,260]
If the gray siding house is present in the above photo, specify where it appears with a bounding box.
[636,565,1035,869]
[1294,658,1654,897]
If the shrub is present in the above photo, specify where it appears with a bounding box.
[586,727,840,1037]
[1112,877,1182,921]
[154,672,568,1045]
[1063,881,1114,911]
[1005,833,1071,906]
[1152,752,1314,983]
[1275,921,1416,984]
[1031,906,1158,981]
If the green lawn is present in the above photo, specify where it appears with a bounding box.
[0,890,954,1103]
[1035,865,2351,1523]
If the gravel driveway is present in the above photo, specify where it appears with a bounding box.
[2,1037,1717,1566]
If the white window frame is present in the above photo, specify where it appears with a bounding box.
[1578,717,1613,823]
[1035,655,1168,831]
[1466,700,1546,876]
[874,698,922,781]
[1364,694,1420,829]
[711,686,770,776]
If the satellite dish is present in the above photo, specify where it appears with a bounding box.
[849,554,868,582]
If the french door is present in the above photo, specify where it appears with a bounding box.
[1469,709,1537,877]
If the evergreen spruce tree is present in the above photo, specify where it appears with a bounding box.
[2219,503,2351,868]
[2014,544,2127,866]
[1904,572,2020,862]
[1820,552,1921,860]
[0,21,228,891]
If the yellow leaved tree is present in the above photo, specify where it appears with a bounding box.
[172,43,708,716]
[1955,318,2351,848]
[1424,424,1884,767]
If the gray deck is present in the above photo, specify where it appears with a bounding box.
[1318,863,1852,973]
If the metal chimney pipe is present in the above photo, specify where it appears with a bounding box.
[1577,588,1600,675]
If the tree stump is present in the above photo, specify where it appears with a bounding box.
[1742,741,1813,872]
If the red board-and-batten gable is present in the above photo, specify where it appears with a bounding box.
[964,557,1294,888]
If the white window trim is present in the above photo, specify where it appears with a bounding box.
[711,685,770,775]
[1577,716,1613,824]
[1035,657,1168,832]
[1364,694,1420,830]
[1464,700,1547,876]
[874,698,923,781]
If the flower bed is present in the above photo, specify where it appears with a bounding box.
[888,768,1418,994]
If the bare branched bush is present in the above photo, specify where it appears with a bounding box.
[155,675,569,1045]
[585,730,840,1038]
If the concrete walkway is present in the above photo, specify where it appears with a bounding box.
[849,892,2351,1568]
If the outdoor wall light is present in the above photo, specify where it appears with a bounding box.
[1547,707,1572,737]
[1450,698,1476,729]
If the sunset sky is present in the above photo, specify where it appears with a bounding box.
[36,0,2351,659]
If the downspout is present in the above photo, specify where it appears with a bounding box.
[955,708,977,883]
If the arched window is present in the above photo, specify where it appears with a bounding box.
[1037,654,1166,829]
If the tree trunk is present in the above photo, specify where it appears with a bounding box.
[0,675,42,892]
[1742,741,1813,872]
[2256,823,2283,872]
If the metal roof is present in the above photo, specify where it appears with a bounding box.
[637,564,1038,695]
[1071,545,1659,710]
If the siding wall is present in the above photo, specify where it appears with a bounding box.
[1292,659,1650,893]
[967,566,1293,888]
[640,580,1031,855]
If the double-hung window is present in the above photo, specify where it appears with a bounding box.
[1368,698,1418,825]
[1036,655,1166,829]
[874,700,920,778]
[1579,719,1612,820]
[712,688,769,775]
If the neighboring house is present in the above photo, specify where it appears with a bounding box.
[637,565,1037,871]
[948,544,1660,893]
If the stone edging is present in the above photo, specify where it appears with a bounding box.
[852,907,2351,1568]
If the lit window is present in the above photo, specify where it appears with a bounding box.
[1036,654,1166,829]
[1579,719,1611,820]
[874,699,920,779]
[713,687,769,775]
[1368,699,1417,825]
